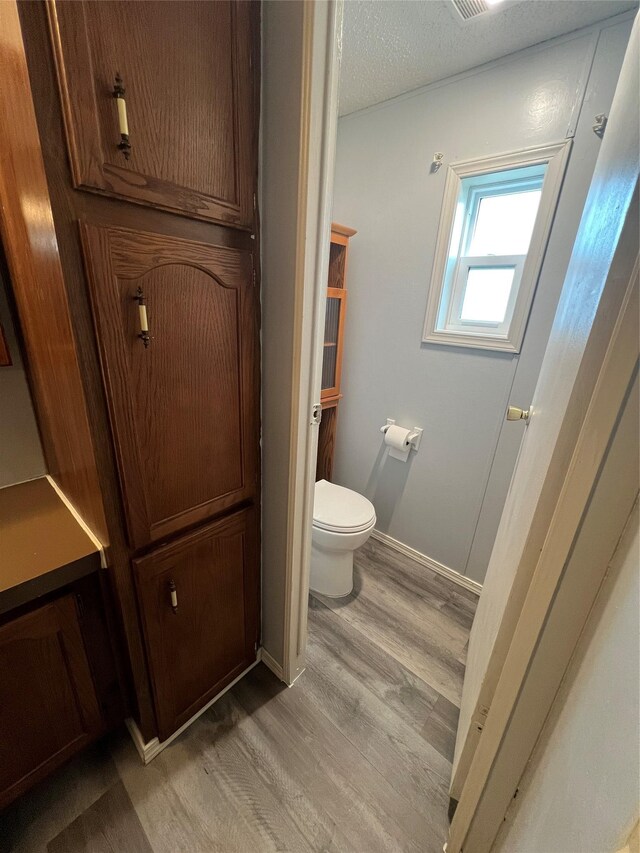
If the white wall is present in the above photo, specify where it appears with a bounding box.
[331,15,632,584]
[494,492,639,852]
[0,268,45,488]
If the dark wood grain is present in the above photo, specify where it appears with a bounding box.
[0,321,11,366]
[0,0,107,544]
[48,1,255,229]
[0,595,102,810]
[81,224,258,549]
[327,243,346,290]
[48,781,152,853]
[134,507,259,741]
[15,0,261,743]
[316,401,338,481]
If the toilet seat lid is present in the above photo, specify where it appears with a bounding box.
[313,480,376,533]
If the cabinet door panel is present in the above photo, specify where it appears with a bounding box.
[48,1,255,228]
[81,224,258,549]
[0,596,102,809]
[134,508,259,741]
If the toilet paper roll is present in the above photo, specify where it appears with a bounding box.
[384,424,412,461]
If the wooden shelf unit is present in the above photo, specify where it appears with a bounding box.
[316,223,356,482]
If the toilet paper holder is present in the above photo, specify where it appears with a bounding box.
[379,419,423,452]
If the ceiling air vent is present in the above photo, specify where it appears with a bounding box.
[451,0,490,21]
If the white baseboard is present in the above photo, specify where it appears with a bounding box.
[260,647,284,680]
[370,529,482,596]
[261,647,306,687]
[126,655,262,765]
[286,666,306,687]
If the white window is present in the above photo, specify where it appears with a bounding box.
[423,142,571,353]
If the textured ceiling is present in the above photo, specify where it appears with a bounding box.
[339,0,637,115]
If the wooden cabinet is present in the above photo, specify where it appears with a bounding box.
[48,1,256,228]
[0,595,103,809]
[134,507,258,741]
[317,224,356,482]
[81,224,259,550]
[16,0,261,746]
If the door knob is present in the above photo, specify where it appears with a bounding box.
[506,405,530,422]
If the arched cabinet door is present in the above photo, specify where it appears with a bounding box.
[48,1,256,229]
[80,224,259,549]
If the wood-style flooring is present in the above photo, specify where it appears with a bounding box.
[1,537,477,853]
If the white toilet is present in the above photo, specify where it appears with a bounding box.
[310,479,376,597]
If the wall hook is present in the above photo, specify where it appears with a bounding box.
[592,114,608,138]
[430,152,444,173]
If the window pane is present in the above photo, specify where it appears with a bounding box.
[461,267,515,324]
[469,189,542,255]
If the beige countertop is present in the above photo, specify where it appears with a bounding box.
[0,477,101,614]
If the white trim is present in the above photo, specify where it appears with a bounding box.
[126,656,262,764]
[423,140,571,353]
[565,30,600,138]
[46,474,107,569]
[281,0,343,684]
[370,529,482,596]
[260,647,285,682]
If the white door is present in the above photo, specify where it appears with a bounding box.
[451,17,639,802]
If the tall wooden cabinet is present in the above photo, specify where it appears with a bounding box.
[17,0,261,745]
[316,224,356,482]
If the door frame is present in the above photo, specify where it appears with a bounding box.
[281,0,344,683]
[260,0,343,684]
[274,2,639,845]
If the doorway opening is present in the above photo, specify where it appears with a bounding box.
[298,2,636,847]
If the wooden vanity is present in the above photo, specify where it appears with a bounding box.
[0,478,121,809]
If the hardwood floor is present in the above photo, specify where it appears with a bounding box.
[1,537,477,853]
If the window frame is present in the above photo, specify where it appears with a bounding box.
[422,141,572,353]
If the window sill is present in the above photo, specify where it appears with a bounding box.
[422,328,520,353]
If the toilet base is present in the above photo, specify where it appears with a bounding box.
[309,544,354,598]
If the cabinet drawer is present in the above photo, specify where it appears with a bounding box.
[0,595,103,809]
[48,1,256,228]
[134,507,259,741]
